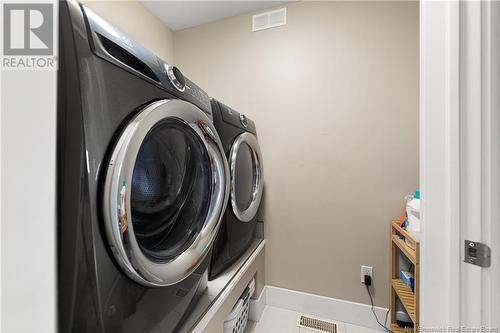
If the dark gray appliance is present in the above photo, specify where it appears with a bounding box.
[57,2,229,332]
[208,99,264,280]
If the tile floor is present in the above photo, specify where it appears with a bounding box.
[244,305,383,333]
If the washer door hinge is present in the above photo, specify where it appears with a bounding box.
[464,240,491,267]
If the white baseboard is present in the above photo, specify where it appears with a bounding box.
[249,286,389,331]
[249,285,267,322]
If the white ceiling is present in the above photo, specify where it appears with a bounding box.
[141,1,289,31]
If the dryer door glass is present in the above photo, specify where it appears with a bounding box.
[229,133,264,222]
[234,142,254,211]
[103,100,229,287]
[131,119,211,262]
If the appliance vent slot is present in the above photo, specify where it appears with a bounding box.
[297,315,339,333]
[98,35,159,82]
[252,8,286,32]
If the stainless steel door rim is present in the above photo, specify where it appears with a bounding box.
[103,99,229,287]
[229,132,264,222]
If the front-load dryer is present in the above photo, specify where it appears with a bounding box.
[58,2,229,332]
[208,99,264,280]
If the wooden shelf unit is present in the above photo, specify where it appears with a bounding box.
[391,323,414,333]
[390,221,419,332]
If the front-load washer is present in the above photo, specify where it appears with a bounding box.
[58,2,229,332]
[208,99,264,280]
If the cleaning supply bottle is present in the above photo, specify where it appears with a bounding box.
[406,190,420,241]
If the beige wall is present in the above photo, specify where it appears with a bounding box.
[80,0,174,63]
[174,1,419,307]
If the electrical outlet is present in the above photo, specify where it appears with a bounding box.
[361,265,373,284]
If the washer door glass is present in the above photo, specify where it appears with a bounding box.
[103,100,229,287]
[131,119,211,262]
[229,133,264,222]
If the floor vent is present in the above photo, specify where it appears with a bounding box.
[297,314,338,333]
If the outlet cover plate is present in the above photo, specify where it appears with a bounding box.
[361,265,373,284]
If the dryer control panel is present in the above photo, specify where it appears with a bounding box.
[218,101,257,135]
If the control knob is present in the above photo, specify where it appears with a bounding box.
[166,66,186,92]
[240,114,248,127]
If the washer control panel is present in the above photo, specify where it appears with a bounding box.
[83,5,212,116]
[159,62,211,115]
[183,77,211,114]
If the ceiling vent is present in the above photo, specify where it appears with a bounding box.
[252,8,287,32]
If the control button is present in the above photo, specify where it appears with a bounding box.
[166,65,186,92]
[240,114,248,127]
